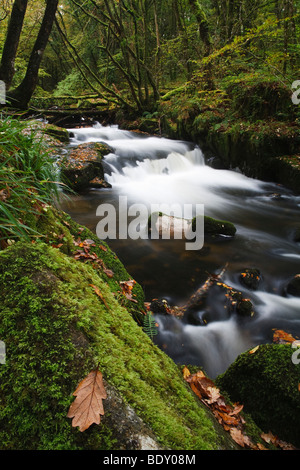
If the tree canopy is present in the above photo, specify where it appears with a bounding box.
[0,0,299,112]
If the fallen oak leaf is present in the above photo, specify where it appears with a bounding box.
[272,329,297,344]
[230,427,254,449]
[230,403,244,416]
[103,268,114,278]
[67,368,107,432]
[120,279,138,303]
[213,409,240,427]
[90,284,110,309]
[261,431,276,445]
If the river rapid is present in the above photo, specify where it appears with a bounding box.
[59,122,300,378]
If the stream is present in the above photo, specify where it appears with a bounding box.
[59,122,300,378]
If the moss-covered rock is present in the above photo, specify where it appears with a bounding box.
[35,205,145,323]
[192,215,236,238]
[43,124,70,143]
[216,344,300,448]
[0,240,234,450]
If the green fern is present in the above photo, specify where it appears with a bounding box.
[143,312,158,339]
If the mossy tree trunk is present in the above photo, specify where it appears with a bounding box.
[188,0,214,89]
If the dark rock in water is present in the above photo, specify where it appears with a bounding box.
[293,227,300,243]
[59,142,112,192]
[150,299,170,314]
[239,268,261,290]
[286,274,300,297]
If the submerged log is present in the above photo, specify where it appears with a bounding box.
[153,264,255,322]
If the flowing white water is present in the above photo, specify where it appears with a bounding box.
[62,123,300,378]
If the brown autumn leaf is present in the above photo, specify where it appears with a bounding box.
[256,442,268,450]
[213,409,240,427]
[230,428,254,448]
[261,431,297,450]
[67,369,107,432]
[183,367,259,449]
[120,279,138,303]
[272,329,297,344]
[103,268,114,278]
[230,403,244,416]
[90,284,109,309]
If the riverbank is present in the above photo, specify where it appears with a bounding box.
[28,81,300,195]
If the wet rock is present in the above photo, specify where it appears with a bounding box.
[150,298,170,314]
[148,213,237,242]
[286,274,300,297]
[148,212,193,240]
[59,142,112,192]
[192,215,237,238]
[293,227,300,243]
[239,268,261,290]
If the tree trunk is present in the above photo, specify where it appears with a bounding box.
[0,0,29,90]
[7,0,58,109]
[188,0,214,89]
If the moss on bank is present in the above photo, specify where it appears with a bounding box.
[216,344,300,448]
[158,79,300,193]
[0,240,229,450]
[35,205,146,323]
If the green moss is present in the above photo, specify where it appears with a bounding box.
[42,124,70,143]
[0,241,223,450]
[192,215,236,238]
[36,206,146,322]
[216,344,300,448]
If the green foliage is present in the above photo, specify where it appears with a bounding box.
[53,70,85,97]
[0,117,63,244]
[222,74,295,121]
[142,312,158,339]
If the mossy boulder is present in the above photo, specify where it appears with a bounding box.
[42,124,70,143]
[0,240,237,450]
[192,215,236,238]
[225,80,295,122]
[216,344,300,448]
[35,205,145,322]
